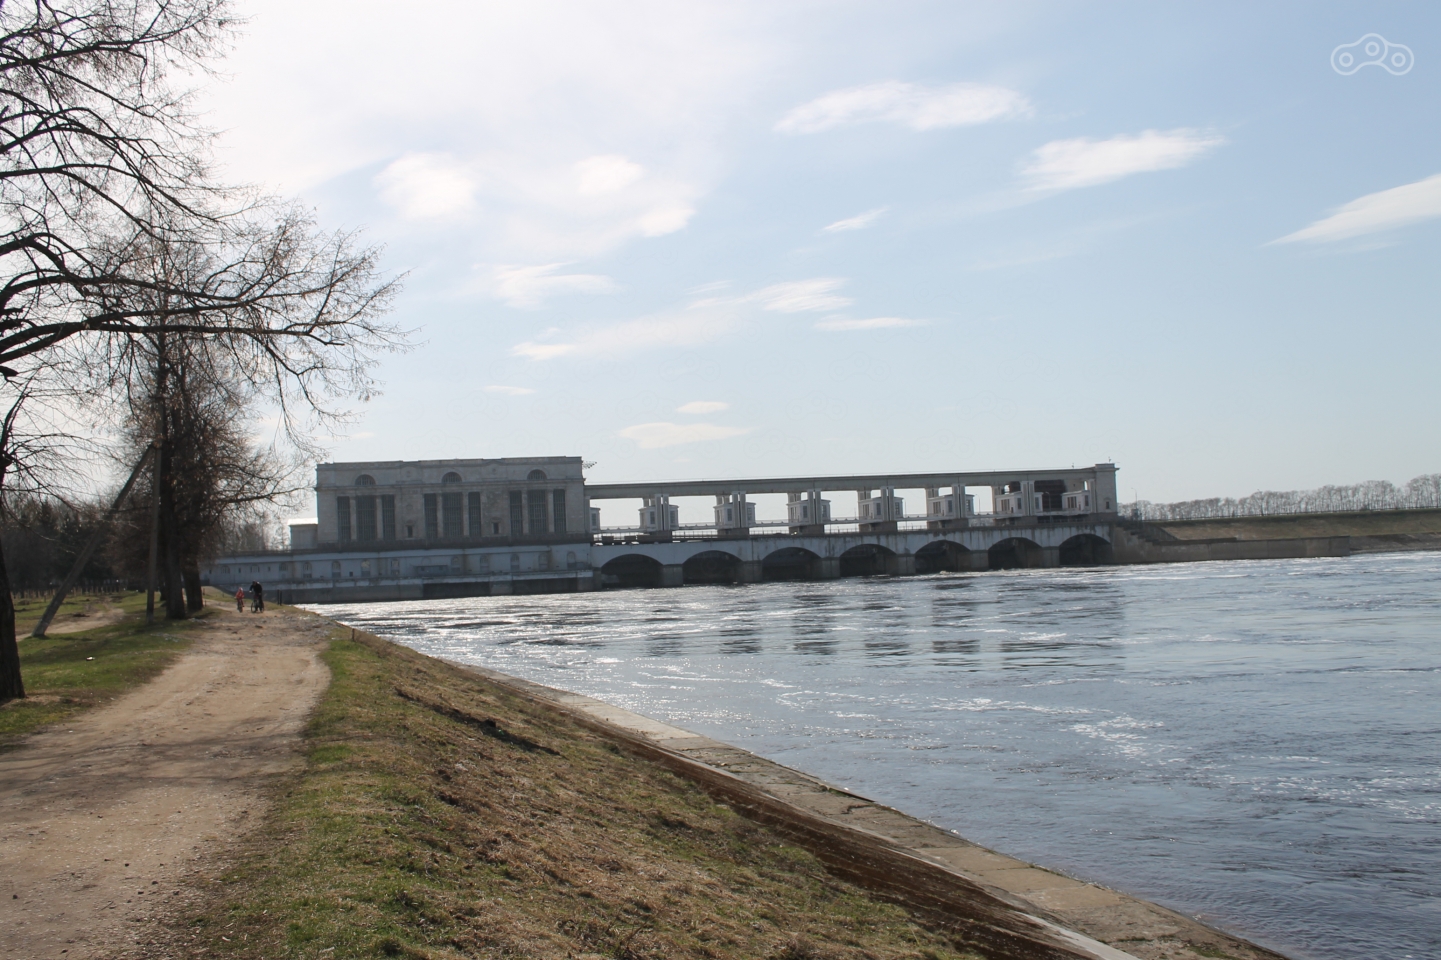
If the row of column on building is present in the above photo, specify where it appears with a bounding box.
[335,487,572,542]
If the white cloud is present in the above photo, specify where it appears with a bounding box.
[511,276,855,361]
[484,385,536,395]
[487,263,619,308]
[815,316,926,331]
[374,153,478,220]
[575,154,645,196]
[202,4,754,262]
[619,421,750,449]
[677,400,729,414]
[777,81,1031,134]
[512,341,579,361]
[748,278,851,313]
[637,204,696,237]
[1020,129,1225,192]
[1272,173,1441,244]
[823,207,888,232]
[512,300,742,361]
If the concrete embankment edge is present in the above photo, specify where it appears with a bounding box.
[440,656,1292,960]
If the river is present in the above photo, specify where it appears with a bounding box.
[310,551,1441,960]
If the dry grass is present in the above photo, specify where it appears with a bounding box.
[167,629,979,960]
[0,592,202,746]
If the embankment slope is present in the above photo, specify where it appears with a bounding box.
[158,625,1286,960]
[1154,508,1441,552]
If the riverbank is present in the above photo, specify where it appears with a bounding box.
[1150,507,1441,552]
[2,598,1291,959]
[155,618,1284,960]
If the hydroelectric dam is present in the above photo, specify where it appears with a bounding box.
[202,457,1345,604]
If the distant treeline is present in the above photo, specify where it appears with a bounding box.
[1123,473,1441,521]
[1,493,282,593]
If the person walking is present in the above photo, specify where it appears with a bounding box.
[250,580,264,613]
[235,587,245,612]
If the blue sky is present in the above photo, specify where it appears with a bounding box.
[202,1,1440,509]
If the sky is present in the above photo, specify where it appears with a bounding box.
[198,1,1441,514]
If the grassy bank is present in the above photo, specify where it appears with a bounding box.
[1155,507,1441,541]
[0,591,204,745]
[172,628,978,960]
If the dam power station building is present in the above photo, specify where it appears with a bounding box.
[205,457,1126,602]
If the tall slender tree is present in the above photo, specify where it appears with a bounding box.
[0,2,404,701]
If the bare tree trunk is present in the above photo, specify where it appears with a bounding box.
[158,442,187,621]
[183,559,203,612]
[0,530,24,702]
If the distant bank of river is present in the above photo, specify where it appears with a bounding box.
[312,552,1441,960]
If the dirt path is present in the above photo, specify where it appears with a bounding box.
[41,598,131,636]
[0,606,331,960]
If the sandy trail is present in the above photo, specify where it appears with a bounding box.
[0,606,330,960]
[38,598,131,636]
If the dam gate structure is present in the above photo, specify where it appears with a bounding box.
[207,458,1133,602]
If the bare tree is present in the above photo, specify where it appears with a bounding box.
[104,331,306,617]
[1124,473,1441,521]
[0,2,405,701]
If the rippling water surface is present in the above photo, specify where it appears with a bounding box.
[312,552,1441,960]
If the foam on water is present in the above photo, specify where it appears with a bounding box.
[312,552,1441,960]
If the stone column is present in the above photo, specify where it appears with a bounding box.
[659,564,685,587]
[886,554,917,576]
[812,557,840,579]
[490,580,514,595]
[1039,547,1061,568]
[736,560,764,583]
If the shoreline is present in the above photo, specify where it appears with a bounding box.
[439,655,1290,960]
[3,596,1297,959]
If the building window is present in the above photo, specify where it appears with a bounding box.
[528,490,548,534]
[355,474,375,486]
[442,471,462,484]
[389,558,401,576]
[356,495,377,541]
[337,496,352,541]
[330,560,341,578]
[527,469,546,481]
[442,491,463,538]
[301,561,311,578]
[406,523,414,538]
[552,489,566,535]
[424,494,439,539]
[492,521,500,535]
[360,559,372,577]
[468,492,482,538]
[381,495,396,540]
[509,490,524,535]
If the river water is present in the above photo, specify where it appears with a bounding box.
[311,552,1441,960]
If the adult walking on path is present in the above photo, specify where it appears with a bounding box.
[0,604,330,959]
